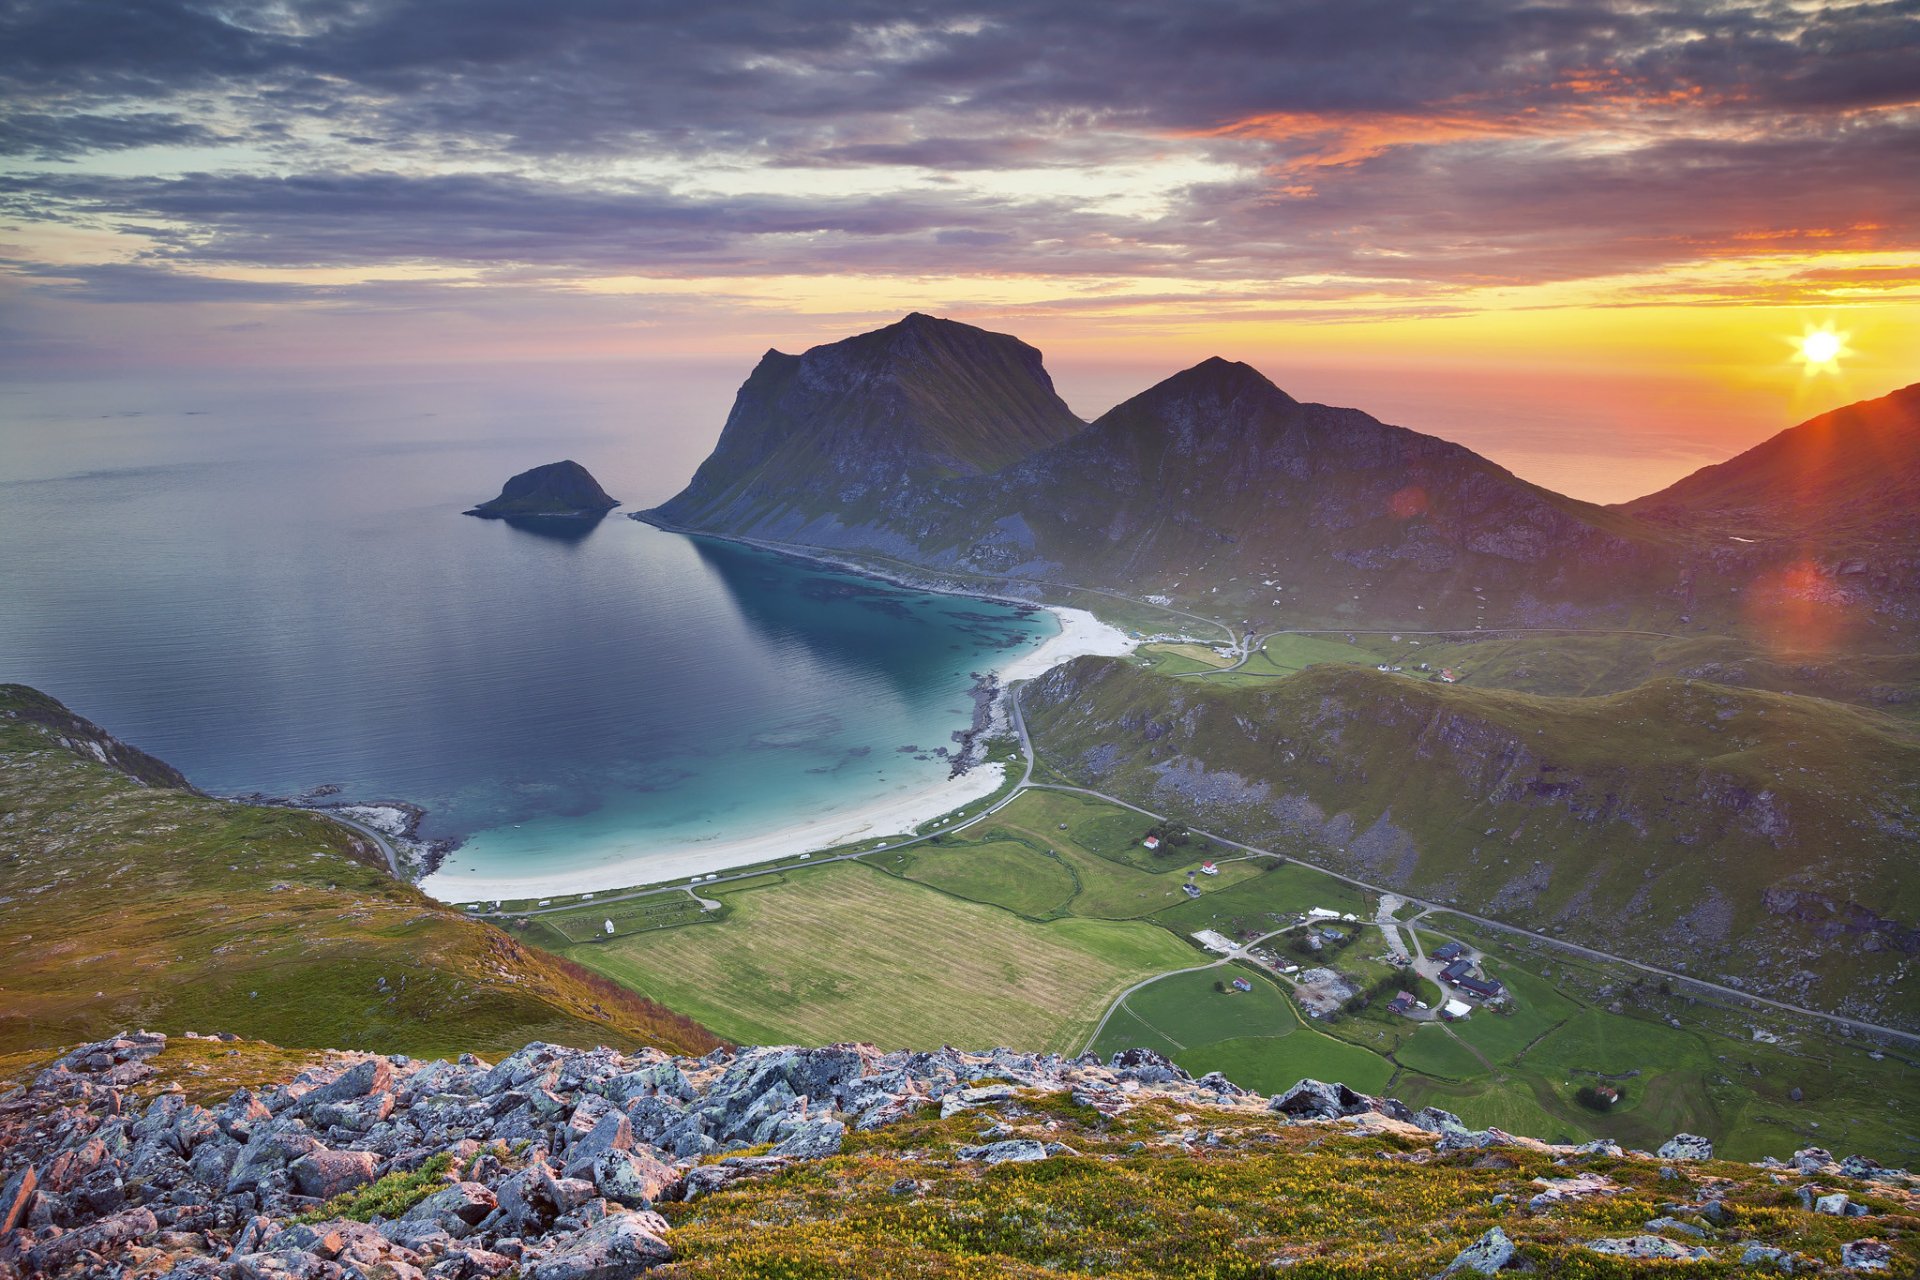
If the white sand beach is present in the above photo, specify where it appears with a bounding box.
[994,606,1136,682]
[419,761,1008,904]
[417,606,1138,905]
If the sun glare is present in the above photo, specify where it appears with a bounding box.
[1789,320,1852,374]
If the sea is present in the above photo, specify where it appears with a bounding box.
[0,367,1058,898]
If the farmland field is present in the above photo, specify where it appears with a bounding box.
[561,860,1194,1053]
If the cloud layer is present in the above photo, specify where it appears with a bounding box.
[3,0,1917,335]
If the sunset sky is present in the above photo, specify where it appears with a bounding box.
[4,0,1917,501]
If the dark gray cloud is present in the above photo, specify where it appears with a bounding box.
[2,0,1914,309]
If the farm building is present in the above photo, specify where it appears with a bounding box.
[1456,974,1506,1000]
[1200,861,1219,876]
[1143,835,1162,850]
[1386,990,1416,1016]
[1440,958,1475,984]
[1231,977,1253,993]
[1440,999,1473,1021]
[1430,940,1467,963]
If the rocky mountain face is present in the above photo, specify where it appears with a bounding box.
[1620,382,1920,626]
[646,317,1687,629]
[649,313,1084,544]
[0,684,194,792]
[466,462,619,519]
[6,1030,1912,1279]
[1021,658,1920,1029]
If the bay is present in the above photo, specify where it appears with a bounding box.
[0,369,1058,898]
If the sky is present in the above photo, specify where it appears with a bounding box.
[3,0,1917,502]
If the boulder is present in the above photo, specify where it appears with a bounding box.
[561,1114,635,1178]
[1444,1226,1516,1275]
[1268,1079,1368,1120]
[1656,1133,1712,1162]
[1840,1239,1892,1271]
[769,1117,844,1160]
[956,1140,1048,1164]
[0,1168,36,1233]
[303,1059,394,1108]
[680,1156,792,1201]
[521,1212,672,1280]
[403,1182,498,1232]
[289,1149,379,1201]
[587,1149,680,1208]
[1583,1235,1710,1261]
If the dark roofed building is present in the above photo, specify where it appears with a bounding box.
[1386,990,1416,1015]
[1431,941,1467,963]
[1440,958,1474,984]
[1456,975,1506,1000]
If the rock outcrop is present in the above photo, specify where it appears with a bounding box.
[3,1033,1912,1279]
[466,462,619,519]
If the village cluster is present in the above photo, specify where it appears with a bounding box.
[1189,902,1510,1026]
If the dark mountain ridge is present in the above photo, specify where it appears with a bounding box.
[648,317,1685,629]
[647,315,1918,636]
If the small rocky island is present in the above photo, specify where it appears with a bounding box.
[465,460,620,519]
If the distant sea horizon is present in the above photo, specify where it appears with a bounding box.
[0,371,1059,897]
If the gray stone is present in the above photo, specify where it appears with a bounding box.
[303,1059,394,1108]
[1740,1243,1801,1272]
[403,1182,498,1232]
[521,1212,673,1280]
[1,1167,36,1234]
[1444,1226,1515,1275]
[1840,1239,1892,1271]
[1267,1079,1367,1120]
[288,1149,379,1200]
[1644,1216,1707,1237]
[680,1156,793,1201]
[1656,1133,1712,1161]
[769,1117,844,1160]
[562,1113,636,1177]
[939,1085,1017,1118]
[956,1139,1048,1164]
[588,1149,681,1208]
[1583,1235,1710,1261]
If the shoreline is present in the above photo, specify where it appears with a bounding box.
[417,762,1008,903]
[400,521,1138,903]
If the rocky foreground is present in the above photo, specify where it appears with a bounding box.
[2,1033,1914,1279]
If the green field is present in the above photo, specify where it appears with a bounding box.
[863,839,1077,917]
[1147,861,1370,938]
[527,892,716,945]
[1089,967,1395,1094]
[560,860,1195,1053]
[866,789,1264,921]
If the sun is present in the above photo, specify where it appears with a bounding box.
[1789,320,1852,375]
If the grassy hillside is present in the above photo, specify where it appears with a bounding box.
[0,684,720,1060]
[1022,659,1920,1029]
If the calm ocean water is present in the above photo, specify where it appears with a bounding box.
[0,369,1055,893]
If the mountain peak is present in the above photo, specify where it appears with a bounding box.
[1126,355,1297,410]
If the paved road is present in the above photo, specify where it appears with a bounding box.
[315,810,402,878]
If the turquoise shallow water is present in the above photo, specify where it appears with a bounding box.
[0,372,1055,893]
